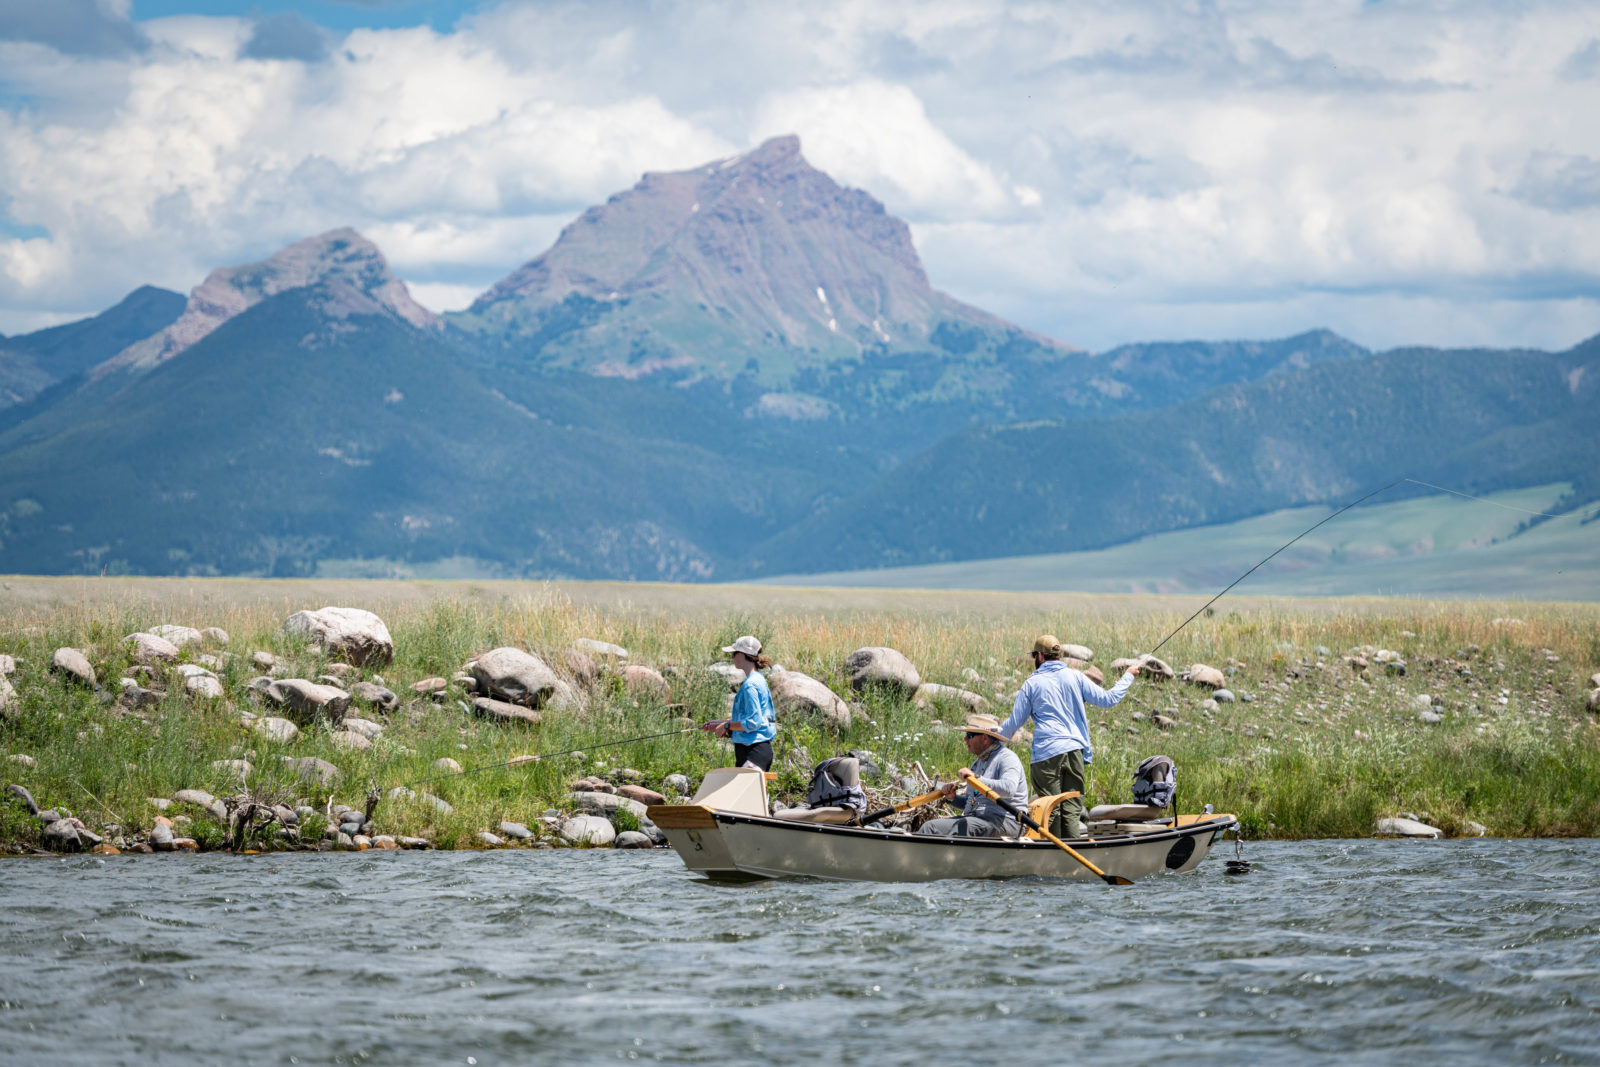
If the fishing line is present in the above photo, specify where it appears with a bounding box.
[1143,475,1564,657]
[403,726,701,790]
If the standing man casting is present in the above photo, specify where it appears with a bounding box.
[918,714,1028,838]
[998,635,1141,839]
[703,635,777,771]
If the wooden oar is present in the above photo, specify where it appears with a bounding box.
[857,788,947,827]
[964,776,1134,886]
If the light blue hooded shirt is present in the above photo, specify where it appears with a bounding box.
[998,661,1135,764]
[729,670,777,744]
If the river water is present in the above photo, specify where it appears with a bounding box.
[2,840,1597,1066]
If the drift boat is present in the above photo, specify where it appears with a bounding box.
[647,767,1238,883]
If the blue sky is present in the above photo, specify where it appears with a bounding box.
[1,0,1598,354]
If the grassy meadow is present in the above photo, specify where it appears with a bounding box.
[1,576,1598,852]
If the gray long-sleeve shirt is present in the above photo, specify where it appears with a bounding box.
[962,743,1028,824]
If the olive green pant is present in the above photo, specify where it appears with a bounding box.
[1030,749,1086,839]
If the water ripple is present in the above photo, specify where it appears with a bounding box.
[2,842,1599,1064]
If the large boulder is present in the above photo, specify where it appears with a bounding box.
[51,648,96,688]
[844,647,921,697]
[469,648,559,707]
[1376,817,1442,839]
[150,625,203,649]
[1187,664,1227,689]
[350,682,398,712]
[1061,643,1094,662]
[265,679,351,724]
[571,791,647,819]
[282,607,393,667]
[768,669,852,730]
[559,815,615,846]
[123,632,180,664]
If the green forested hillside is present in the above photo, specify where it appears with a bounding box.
[743,342,1600,575]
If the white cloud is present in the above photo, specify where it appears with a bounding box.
[0,0,1597,352]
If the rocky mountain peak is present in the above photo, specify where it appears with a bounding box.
[93,228,438,380]
[456,134,1022,379]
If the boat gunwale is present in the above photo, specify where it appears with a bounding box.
[694,810,1237,850]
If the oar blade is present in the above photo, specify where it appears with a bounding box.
[1102,874,1135,886]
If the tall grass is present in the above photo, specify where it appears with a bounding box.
[1,580,1597,849]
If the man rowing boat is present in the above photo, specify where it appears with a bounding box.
[917,713,1027,838]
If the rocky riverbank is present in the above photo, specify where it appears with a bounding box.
[3,588,1598,851]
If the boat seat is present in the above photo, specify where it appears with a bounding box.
[772,806,857,825]
[1087,803,1169,822]
[1021,791,1081,840]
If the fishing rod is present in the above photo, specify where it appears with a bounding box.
[403,726,702,790]
[1143,476,1563,657]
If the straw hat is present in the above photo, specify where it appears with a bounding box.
[960,713,1011,742]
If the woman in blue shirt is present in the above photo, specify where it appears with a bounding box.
[704,634,777,770]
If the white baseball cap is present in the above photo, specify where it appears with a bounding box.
[720,635,763,657]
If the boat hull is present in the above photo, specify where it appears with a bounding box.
[648,805,1237,883]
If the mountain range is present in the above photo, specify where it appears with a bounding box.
[0,135,1593,584]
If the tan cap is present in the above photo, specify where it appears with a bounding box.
[721,635,763,657]
[961,713,1011,742]
[1030,634,1062,657]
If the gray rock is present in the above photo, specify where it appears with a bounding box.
[398,836,432,849]
[558,815,615,845]
[341,716,384,740]
[614,831,653,849]
[636,815,666,845]
[6,784,41,815]
[912,683,989,713]
[350,682,398,712]
[707,661,745,690]
[0,654,14,675]
[265,679,350,723]
[768,669,852,729]
[184,673,223,700]
[254,717,300,744]
[1112,655,1174,681]
[432,757,463,774]
[282,607,394,667]
[149,823,175,850]
[335,831,355,850]
[1376,817,1443,838]
[1061,643,1094,662]
[251,650,276,670]
[412,676,448,694]
[843,647,922,696]
[1418,709,1443,724]
[1199,698,1219,713]
[470,647,559,707]
[419,793,452,815]
[575,638,628,660]
[1464,821,1489,837]
[123,632,180,664]
[200,627,229,647]
[1186,663,1226,688]
[663,773,691,795]
[339,821,364,837]
[476,832,505,848]
[0,676,15,720]
[1587,688,1600,711]
[150,625,203,649]
[43,819,82,851]
[570,790,647,820]
[212,759,253,780]
[471,696,542,725]
[51,648,96,687]
[171,789,216,809]
[1213,688,1236,703]
[498,820,533,840]
[329,730,373,752]
[280,756,341,786]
